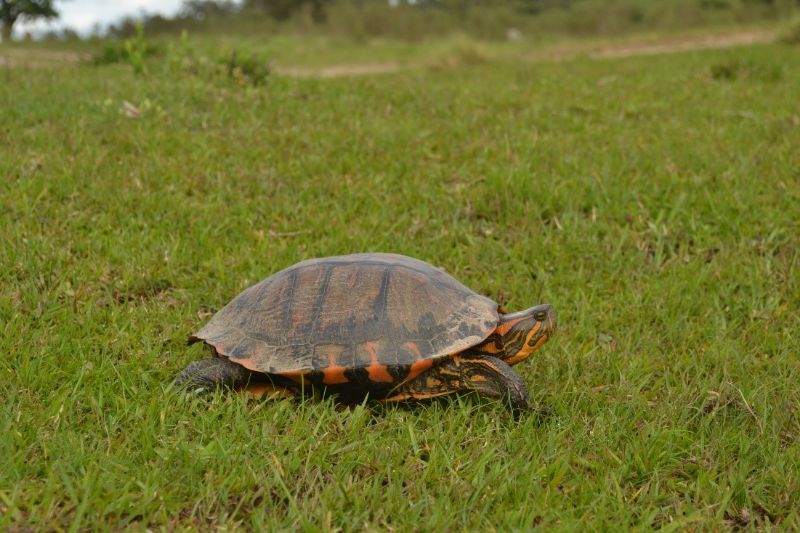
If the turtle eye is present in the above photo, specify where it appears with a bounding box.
[534,310,547,322]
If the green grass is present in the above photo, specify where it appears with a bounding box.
[1,37,799,530]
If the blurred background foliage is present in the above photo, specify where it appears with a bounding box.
[29,0,800,43]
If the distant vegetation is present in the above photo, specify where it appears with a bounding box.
[37,0,800,42]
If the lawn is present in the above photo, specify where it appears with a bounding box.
[1,35,799,530]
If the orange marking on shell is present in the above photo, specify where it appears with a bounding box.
[347,269,358,288]
[227,355,260,373]
[403,341,422,357]
[322,352,349,385]
[364,341,394,383]
[406,358,434,382]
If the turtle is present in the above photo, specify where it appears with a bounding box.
[174,253,556,413]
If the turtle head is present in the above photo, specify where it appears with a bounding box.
[494,304,557,365]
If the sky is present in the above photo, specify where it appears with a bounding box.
[15,0,186,37]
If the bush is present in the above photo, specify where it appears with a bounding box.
[224,47,271,86]
[92,22,161,74]
[92,26,271,88]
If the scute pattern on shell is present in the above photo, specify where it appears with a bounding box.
[190,254,499,374]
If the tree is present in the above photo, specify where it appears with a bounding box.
[0,0,59,42]
[181,0,238,20]
[243,0,332,25]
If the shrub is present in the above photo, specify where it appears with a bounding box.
[223,47,271,86]
[92,22,161,74]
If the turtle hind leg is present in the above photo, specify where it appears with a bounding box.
[173,357,255,392]
[384,355,530,415]
[175,357,302,398]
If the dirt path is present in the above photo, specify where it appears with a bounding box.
[272,28,777,77]
[275,62,403,78]
[0,28,777,76]
[587,29,774,59]
[0,47,87,68]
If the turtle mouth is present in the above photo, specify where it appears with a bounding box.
[542,304,557,336]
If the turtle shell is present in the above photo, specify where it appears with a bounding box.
[190,253,499,388]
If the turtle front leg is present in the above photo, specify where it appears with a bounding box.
[385,355,530,414]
